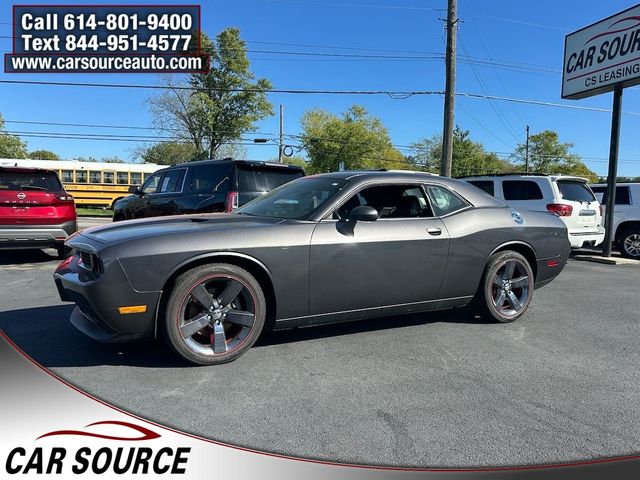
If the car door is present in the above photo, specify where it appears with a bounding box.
[185,163,234,213]
[309,183,450,316]
[136,168,187,218]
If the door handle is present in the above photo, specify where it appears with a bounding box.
[426,227,442,236]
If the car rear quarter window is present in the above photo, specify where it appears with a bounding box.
[468,180,495,196]
[557,180,596,202]
[502,180,544,200]
[261,168,304,190]
[426,185,469,216]
[0,170,63,192]
[189,164,233,194]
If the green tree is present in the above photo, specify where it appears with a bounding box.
[513,130,597,182]
[279,155,308,170]
[29,149,60,160]
[149,28,273,159]
[411,126,514,177]
[0,114,28,158]
[139,141,200,165]
[300,105,409,173]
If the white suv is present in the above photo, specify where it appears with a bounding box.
[591,183,640,259]
[462,174,605,249]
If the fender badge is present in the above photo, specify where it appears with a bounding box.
[512,210,524,225]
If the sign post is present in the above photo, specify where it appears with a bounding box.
[562,4,640,257]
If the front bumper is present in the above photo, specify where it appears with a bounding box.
[568,226,605,248]
[0,220,76,249]
[54,252,160,342]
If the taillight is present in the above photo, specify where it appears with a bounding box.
[225,191,239,212]
[599,205,604,217]
[55,194,74,202]
[546,203,573,217]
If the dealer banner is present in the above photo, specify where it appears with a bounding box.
[1,332,639,480]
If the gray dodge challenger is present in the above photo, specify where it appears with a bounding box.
[54,170,571,365]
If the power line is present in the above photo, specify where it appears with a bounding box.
[2,79,639,116]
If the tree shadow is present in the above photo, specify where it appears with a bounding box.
[1,303,485,369]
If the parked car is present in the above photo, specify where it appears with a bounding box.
[112,159,305,221]
[591,183,640,259]
[462,174,604,249]
[0,166,77,258]
[55,170,570,365]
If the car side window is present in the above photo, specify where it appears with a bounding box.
[158,169,185,193]
[468,180,495,196]
[425,185,469,217]
[189,164,233,194]
[502,180,544,200]
[595,186,631,205]
[142,172,163,194]
[333,184,432,220]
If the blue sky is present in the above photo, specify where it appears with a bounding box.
[1,0,640,176]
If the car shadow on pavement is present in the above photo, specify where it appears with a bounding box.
[0,305,185,369]
[255,307,481,347]
[0,249,59,265]
[0,304,482,369]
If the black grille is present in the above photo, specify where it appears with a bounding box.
[79,251,97,272]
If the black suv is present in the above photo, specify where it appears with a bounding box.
[112,159,304,221]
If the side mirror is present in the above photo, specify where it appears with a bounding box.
[128,185,142,195]
[348,205,378,222]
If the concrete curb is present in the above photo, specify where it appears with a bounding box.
[573,255,640,265]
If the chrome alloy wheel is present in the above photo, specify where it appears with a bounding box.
[623,233,640,258]
[177,275,257,357]
[490,259,531,319]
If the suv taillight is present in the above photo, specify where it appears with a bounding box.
[55,194,74,203]
[546,203,573,216]
[599,205,604,217]
[225,191,239,212]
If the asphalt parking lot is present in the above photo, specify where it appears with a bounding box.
[0,226,639,467]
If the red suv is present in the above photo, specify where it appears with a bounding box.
[0,166,77,258]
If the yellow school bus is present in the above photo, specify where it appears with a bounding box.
[1,158,163,208]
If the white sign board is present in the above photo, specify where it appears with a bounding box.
[562,3,640,99]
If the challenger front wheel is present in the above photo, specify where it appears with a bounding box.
[163,263,266,365]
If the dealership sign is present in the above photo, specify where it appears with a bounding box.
[562,3,640,99]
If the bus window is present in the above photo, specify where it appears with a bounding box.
[89,171,101,184]
[103,172,114,184]
[76,170,87,183]
[116,172,129,184]
[131,172,142,185]
[61,170,74,183]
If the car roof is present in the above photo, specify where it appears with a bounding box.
[168,158,304,171]
[461,173,589,183]
[0,166,58,175]
[592,182,639,186]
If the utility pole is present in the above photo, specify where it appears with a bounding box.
[525,125,530,173]
[440,0,458,177]
[278,104,284,163]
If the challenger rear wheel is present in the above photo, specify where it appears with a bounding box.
[473,251,534,323]
[163,263,266,365]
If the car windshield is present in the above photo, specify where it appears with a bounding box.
[235,177,348,219]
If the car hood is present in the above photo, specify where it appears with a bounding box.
[79,213,285,245]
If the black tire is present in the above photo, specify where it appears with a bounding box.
[56,246,72,259]
[472,250,534,323]
[163,263,266,365]
[618,227,640,259]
